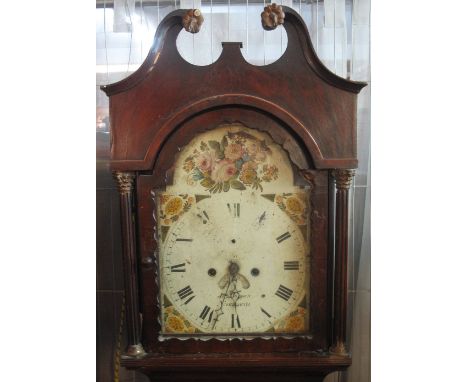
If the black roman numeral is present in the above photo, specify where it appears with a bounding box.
[260,307,271,318]
[284,261,299,270]
[176,238,193,242]
[276,231,291,244]
[199,305,211,320]
[275,284,293,301]
[258,211,266,224]
[231,314,241,328]
[177,285,195,304]
[197,211,210,224]
[170,263,186,272]
[227,203,240,217]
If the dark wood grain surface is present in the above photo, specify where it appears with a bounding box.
[101,7,365,172]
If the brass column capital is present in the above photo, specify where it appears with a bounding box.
[113,172,135,195]
[122,343,146,359]
[331,169,355,190]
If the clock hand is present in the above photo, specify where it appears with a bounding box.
[228,261,250,289]
[212,273,232,329]
[232,278,240,326]
[228,261,240,276]
[212,261,242,329]
[219,264,250,289]
[236,272,250,289]
[218,273,230,289]
[226,262,251,327]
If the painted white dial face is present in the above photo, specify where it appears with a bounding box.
[159,191,309,335]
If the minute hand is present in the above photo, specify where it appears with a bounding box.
[212,275,232,330]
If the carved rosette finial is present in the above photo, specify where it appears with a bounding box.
[261,3,285,31]
[182,9,204,34]
[331,169,355,190]
[113,172,135,195]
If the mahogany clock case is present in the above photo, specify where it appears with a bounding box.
[100,5,366,381]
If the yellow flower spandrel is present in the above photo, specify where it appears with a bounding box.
[164,304,198,334]
[273,306,307,333]
[285,315,305,332]
[285,196,304,215]
[159,194,170,204]
[166,315,185,332]
[164,197,184,216]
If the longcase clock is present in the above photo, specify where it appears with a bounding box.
[101,5,366,382]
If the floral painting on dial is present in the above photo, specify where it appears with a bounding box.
[182,131,279,193]
[275,192,309,226]
[158,194,195,227]
[274,306,307,333]
[156,193,195,244]
[163,303,197,334]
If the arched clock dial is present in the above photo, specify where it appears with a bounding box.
[156,125,311,337]
[159,191,309,335]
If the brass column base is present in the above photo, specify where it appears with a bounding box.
[329,342,348,356]
[123,343,146,359]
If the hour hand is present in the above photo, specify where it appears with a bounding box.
[236,273,250,289]
[218,261,240,288]
[218,273,230,289]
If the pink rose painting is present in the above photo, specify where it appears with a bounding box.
[211,160,238,183]
[182,131,279,193]
[196,151,214,172]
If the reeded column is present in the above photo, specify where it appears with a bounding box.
[113,171,145,358]
[330,169,355,356]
